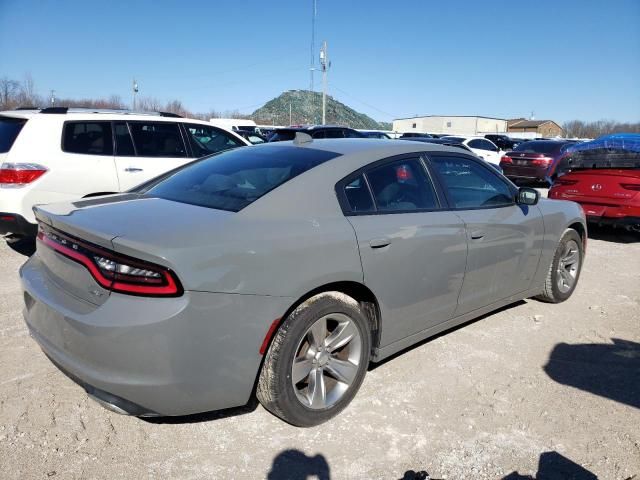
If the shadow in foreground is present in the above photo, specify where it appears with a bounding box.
[267,449,330,480]
[503,451,597,479]
[544,338,640,409]
[587,224,640,244]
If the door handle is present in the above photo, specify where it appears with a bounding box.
[470,230,485,240]
[369,238,391,249]
[124,167,143,173]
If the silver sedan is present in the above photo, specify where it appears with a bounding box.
[21,137,586,426]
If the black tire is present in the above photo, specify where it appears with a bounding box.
[256,292,371,427]
[534,229,584,303]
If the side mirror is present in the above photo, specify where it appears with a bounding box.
[517,187,540,206]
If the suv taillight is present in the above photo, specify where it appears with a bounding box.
[37,224,183,297]
[0,163,48,186]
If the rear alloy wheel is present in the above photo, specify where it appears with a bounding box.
[535,229,584,303]
[257,292,370,427]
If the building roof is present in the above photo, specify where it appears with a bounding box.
[508,119,559,129]
[393,115,506,121]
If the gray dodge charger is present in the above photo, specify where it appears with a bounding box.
[20,137,586,426]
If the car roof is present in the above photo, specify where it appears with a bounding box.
[0,108,212,125]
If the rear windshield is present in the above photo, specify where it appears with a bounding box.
[0,116,27,153]
[513,141,565,154]
[139,145,341,212]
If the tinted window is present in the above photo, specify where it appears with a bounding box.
[366,158,438,211]
[141,145,340,212]
[185,123,244,156]
[269,130,296,142]
[312,130,326,139]
[114,122,135,156]
[430,156,514,209]
[129,122,187,157]
[0,116,27,153]
[344,175,374,212]
[468,139,496,151]
[344,129,365,138]
[62,122,113,155]
[513,141,565,154]
[324,129,344,139]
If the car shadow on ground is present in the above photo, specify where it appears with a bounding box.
[587,224,640,243]
[141,396,260,425]
[369,300,527,371]
[502,451,597,479]
[543,338,640,409]
[5,236,36,256]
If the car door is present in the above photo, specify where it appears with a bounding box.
[467,139,501,165]
[340,156,467,347]
[428,154,543,315]
[113,121,191,191]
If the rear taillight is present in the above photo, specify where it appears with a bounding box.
[531,156,553,167]
[620,183,640,191]
[0,163,48,186]
[37,224,182,297]
[500,155,513,165]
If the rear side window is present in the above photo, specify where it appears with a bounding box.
[139,145,341,212]
[62,122,113,155]
[324,129,344,139]
[344,175,374,212]
[366,158,438,211]
[270,130,296,142]
[129,122,187,157]
[0,116,27,153]
[184,123,244,156]
[513,141,563,154]
[430,156,514,208]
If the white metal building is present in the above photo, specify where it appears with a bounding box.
[393,115,508,136]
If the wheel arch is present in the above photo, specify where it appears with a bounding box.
[568,221,587,251]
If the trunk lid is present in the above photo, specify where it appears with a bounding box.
[556,169,640,201]
[34,193,235,297]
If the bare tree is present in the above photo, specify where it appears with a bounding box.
[563,119,640,138]
[18,72,40,107]
[0,77,21,109]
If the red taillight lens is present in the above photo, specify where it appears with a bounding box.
[620,183,640,191]
[531,156,553,167]
[37,224,182,297]
[500,155,513,165]
[0,163,48,185]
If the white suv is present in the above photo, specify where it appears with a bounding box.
[0,108,250,239]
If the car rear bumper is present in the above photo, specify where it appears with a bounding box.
[20,253,293,416]
[0,212,37,236]
[586,214,640,229]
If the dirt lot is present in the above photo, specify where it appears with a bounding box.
[1,228,639,480]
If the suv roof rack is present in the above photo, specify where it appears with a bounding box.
[37,107,184,118]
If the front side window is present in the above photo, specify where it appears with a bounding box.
[185,123,244,156]
[62,121,113,155]
[129,122,187,158]
[139,145,341,212]
[430,156,514,209]
[468,139,496,151]
[366,158,438,212]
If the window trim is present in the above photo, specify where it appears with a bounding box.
[113,120,137,157]
[423,152,518,211]
[335,153,444,216]
[61,120,114,156]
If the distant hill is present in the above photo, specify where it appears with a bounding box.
[251,90,390,130]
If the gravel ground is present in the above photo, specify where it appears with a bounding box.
[1,227,639,480]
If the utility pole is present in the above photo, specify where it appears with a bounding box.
[49,90,56,106]
[132,78,139,110]
[319,41,330,125]
[310,0,316,93]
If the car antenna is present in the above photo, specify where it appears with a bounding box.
[293,132,313,145]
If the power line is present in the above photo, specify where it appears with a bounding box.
[330,84,400,120]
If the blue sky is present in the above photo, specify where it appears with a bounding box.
[1,0,639,123]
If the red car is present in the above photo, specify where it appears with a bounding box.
[549,169,640,232]
[500,140,573,186]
